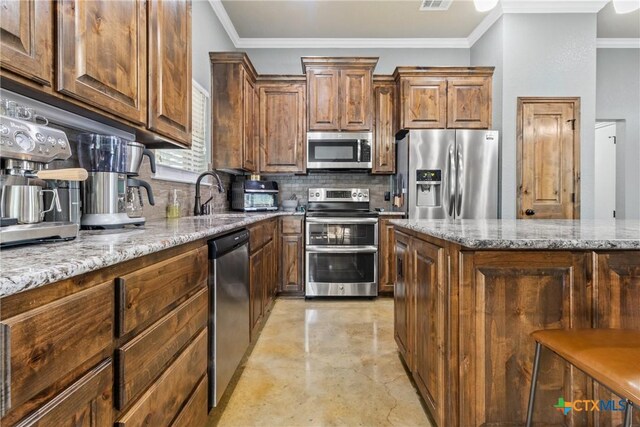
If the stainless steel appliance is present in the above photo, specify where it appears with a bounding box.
[231,180,279,212]
[306,131,372,170]
[208,229,250,409]
[305,188,378,297]
[395,129,499,219]
[44,180,81,225]
[0,114,79,246]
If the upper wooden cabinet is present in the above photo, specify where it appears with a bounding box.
[257,78,306,174]
[210,52,258,172]
[147,0,192,145]
[394,67,494,131]
[0,0,53,86]
[57,0,148,125]
[302,57,377,132]
[372,78,396,174]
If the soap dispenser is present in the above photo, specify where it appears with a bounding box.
[166,189,182,218]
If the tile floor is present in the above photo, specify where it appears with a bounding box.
[215,298,431,426]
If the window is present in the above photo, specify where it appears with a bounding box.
[153,80,210,183]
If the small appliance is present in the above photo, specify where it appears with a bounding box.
[306,131,372,170]
[231,180,279,212]
[305,188,378,297]
[0,114,79,246]
[395,129,500,219]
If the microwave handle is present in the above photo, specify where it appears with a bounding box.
[357,139,362,163]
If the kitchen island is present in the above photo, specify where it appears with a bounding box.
[388,219,640,427]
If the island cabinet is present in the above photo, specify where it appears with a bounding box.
[257,77,307,174]
[210,52,259,172]
[302,57,378,132]
[393,227,640,427]
[393,67,493,131]
[372,77,396,174]
[378,217,397,294]
[0,242,210,427]
[279,216,305,296]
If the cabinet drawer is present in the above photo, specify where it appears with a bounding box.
[281,217,303,235]
[13,359,113,427]
[171,375,208,427]
[249,219,276,252]
[116,329,207,427]
[115,246,207,336]
[115,287,207,409]
[1,283,113,416]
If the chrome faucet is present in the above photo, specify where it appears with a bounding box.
[194,171,225,216]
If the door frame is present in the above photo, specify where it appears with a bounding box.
[516,97,581,219]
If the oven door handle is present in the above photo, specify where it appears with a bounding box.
[306,245,378,253]
[305,218,378,224]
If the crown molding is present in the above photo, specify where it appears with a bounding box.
[207,0,240,46]
[235,38,470,49]
[500,0,608,13]
[596,38,640,48]
[467,5,504,46]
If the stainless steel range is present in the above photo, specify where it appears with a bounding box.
[305,188,378,297]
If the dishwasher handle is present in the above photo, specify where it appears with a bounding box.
[208,229,250,259]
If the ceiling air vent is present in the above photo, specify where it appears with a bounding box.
[419,0,453,11]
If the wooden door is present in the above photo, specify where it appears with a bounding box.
[518,98,580,219]
[447,77,491,129]
[339,69,372,131]
[412,238,445,427]
[280,234,304,294]
[0,0,53,86]
[57,0,147,124]
[593,252,640,426]
[262,240,275,309]
[147,0,192,144]
[459,251,591,426]
[378,218,396,294]
[372,82,396,174]
[259,83,306,173]
[243,74,257,172]
[307,68,339,131]
[250,247,264,341]
[394,231,413,370]
[401,77,446,129]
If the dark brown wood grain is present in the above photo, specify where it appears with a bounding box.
[0,0,53,86]
[394,231,414,370]
[115,329,207,427]
[400,77,447,129]
[115,287,207,409]
[372,81,396,174]
[446,77,491,129]
[250,247,264,342]
[306,68,340,131]
[171,375,208,427]
[57,0,147,124]
[115,246,207,336]
[378,218,396,294]
[280,234,304,295]
[243,73,257,171]
[147,0,192,145]
[339,68,372,131]
[281,216,303,235]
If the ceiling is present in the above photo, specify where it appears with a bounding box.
[215,0,640,45]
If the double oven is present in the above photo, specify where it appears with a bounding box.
[305,188,378,297]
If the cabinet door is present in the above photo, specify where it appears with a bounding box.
[147,0,192,144]
[401,77,446,129]
[372,83,396,174]
[339,69,372,131]
[259,83,306,173]
[250,248,264,341]
[447,77,491,129]
[243,74,257,172]
[378,218,395,294]
[459,251,591,427]
[412,239,445,427]
[263,240,275,310]
[280,234,304,294]
[57,0,147,124]
[0,0,53,86]
[394,231,413,369]
[307,68,339,131]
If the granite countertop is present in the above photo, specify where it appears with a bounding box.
[0,212,300,298]
[390,219,640,250]
[377,211,405,216]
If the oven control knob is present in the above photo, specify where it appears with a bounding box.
[352,192,357,197]
[315,192,320,197]
[358,193,363,197]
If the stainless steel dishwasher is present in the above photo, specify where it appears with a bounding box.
[208,228,250,409]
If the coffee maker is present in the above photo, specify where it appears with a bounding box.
[78,135,155,229]
[0,114,80,246]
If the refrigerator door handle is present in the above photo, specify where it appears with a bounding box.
[448,146,456,218]
[456,148,463,217]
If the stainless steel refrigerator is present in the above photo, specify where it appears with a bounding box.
[394,129,499,219]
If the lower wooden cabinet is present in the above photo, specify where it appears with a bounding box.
[249,218,279,341]
[280,216,305,295]
[378,217,396,294]
[172,376,208,427]
[393,231,413,369]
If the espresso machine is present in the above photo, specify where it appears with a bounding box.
[0,114,80,246]
[78,135,155,229]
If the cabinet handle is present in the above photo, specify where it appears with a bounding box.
[115,277,126,337]
[525,209,536,216]
[1,323,10,417]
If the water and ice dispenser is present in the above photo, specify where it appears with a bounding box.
[416,169,442,207]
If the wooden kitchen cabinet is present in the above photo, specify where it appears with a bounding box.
[446,77,491,129]
[210,52,259,172]
[399,77,447,129]
[0,0,53,86]
[372,78,396,174]
[147,0,192,145]
[250,246,264,340]
[280,216,305,295]
[394,231,414,370]
[302,57,377,132]
[57,0,148,124]
[249,218,278,341]
[258,79,306,173]
[378,217,396,294]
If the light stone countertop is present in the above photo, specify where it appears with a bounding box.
[377,211,405,216]
[0,212,301,298]
[389,219,640,250]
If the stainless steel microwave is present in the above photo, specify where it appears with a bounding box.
[306,132,373,170]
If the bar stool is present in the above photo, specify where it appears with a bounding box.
[526,329,640,427]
